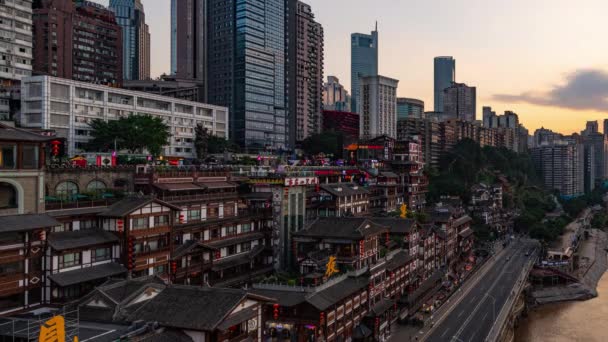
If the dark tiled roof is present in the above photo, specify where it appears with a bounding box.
[295,218,388,241]
[49,262,127,287]
[379,172,399,178]
[0,123,55,142]
[453,215,473,226]
[154,183,204,192]
[101,277,166,303]
[46,206,108,218]
[458,228,474,238]
[386,251,414,271]
[0,214,60,233]
[135,329,194,342]
[371,218,416,234]
[248,289,308,307]
[126,285,249,331]
[206,232,265,249]
[305,277,369,311]
[369,298,395,316]
[430,210,452,223]
[211,244,265,271]
[320,183,369,197]
[47,230,118,251]
[216,306,258,330]
[172,240,217,259]
[99,196,180,217]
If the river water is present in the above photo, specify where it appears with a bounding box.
[515,269,608,341]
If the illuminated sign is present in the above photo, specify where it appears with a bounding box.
[284,177,318,187]
[39,316,78,342]
[325,256,339,278]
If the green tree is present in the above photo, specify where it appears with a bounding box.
[194,124,209,159]
[87,115,170,157]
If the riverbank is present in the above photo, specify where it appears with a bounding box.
[530,229,608,304]
[515,256,608,342]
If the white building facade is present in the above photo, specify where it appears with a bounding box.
[19,76,228,158]
[359,75,398,139]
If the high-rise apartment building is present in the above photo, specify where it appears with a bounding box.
[434,56,455,112]
[582,120,599,136]
[288,1,324,144]
[32,0,122,85]
[443,82,476,122]
[397,98,424,120]
[170,0,205,83]
[323,76,350,112]
[531,141,584,197]
[109,0,150,81]
[604,119,608,137]
[0,0,33,120]
[359,75,398,139]
[581,121,608,186]
[206,0,286,150]
[351,24,378,114]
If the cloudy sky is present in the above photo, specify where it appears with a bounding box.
[95,0,608,134]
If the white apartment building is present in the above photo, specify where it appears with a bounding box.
[359,75,399,139]
[0,0,33,81]
[0,0,33,120]
[19,76,228,158]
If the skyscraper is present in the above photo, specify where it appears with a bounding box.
[443,82,476,122]
[110,0,150,81]
[323,76,350,112]
[33,0,122,85]
[170,0,205,83]
[0,0,33,120]
[434,56,455,112]
[286,1,324,145]
[396,98,424,120]
[359,75,398,139]
[206,0,287,150]
[351,24,378,114]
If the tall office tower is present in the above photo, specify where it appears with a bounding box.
[604,119,608,137]
[322,76,350,112]
[33,0,122,85]
[482,106,497,128]
[206,0,286,150]
[170,0,205,83]
[396,98,424,120]
[359,75,398,139]
[286,1,324,145]
[582,120,599,136]
[443,82,476,122]
[0,0,33,120]
[433,56,455,112]
[531,141,585,197]
[110,0,150,80]
[351,24,378,113]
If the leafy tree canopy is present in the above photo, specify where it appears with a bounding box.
[301,132,344,158]
[86,115,170,157]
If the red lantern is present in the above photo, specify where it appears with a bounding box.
[38,230,46,241]
[273,303,280,320]
[359,240,365,256]
[171,261,177,274]
[319,312,325,325]
[50,140,61,156]
[117,219,124,232]
[179,214,185,224]
[375,317,380,330]
[215,250,221,260]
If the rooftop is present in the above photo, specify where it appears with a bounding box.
[295,218,388,241]
[0,214,60,233]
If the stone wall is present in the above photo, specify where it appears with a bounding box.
[45,167,135,196]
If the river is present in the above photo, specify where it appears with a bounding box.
[515,266,608,341]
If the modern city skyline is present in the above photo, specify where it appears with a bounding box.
[110,0,150,81]
[350,23,378,114]
[434,56,456,112]
[90,0,608,136]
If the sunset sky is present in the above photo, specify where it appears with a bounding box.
[95,0,608,135]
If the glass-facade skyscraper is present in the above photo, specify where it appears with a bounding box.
[433,56,455,112]
[206,0,286,151]
[351,24,378,114]
[109,0,150,80]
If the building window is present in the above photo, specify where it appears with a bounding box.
[207,207,218,219]
[80,219,96,230]
[242,242,251,252]
[153,264,166,275]
[0,144,16,169]
[132,217,148,230]
[226,226,237,236]
[154,215,169,227]
[86,180,107,193]
[59,252,81,269]
[241,223,252,233]
[92,247,111,262]
[0,182,17,209]
[21,145,39,169]
[55,181,79,199]
[227,245,237,256]
[0,261,23,274]
[188,209,201,221]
